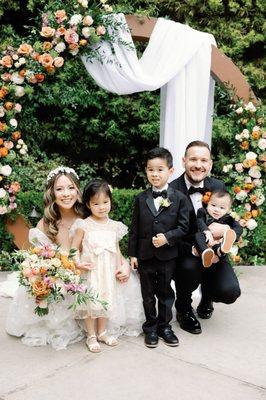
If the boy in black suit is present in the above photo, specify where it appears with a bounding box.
[194,190,243,268]
[128,147,189,348]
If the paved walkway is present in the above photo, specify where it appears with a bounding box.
[0,266,265,400]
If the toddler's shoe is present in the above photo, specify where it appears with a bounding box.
[158,328,179,347]
[144,332,159,348]
[97,331,118,346]
[202,248,214,268]
[221,229,236,254]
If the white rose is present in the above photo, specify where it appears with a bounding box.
[82,27,91,38]
[246,151,257,160]
[69,14,83,25]
[81,0,88,7]
[236,190,248,201]
[235,134,241,141]
[235,107,243,114]
[244,176,252,183]
[0,205,8,215]
[245,102,256,113]
[11,72,24,84]
[14,62,20,68]
[0,106,5,117]
[243,131,249,139]
[0,188,7,198]
[54,42,66,53]
[230,245,239,256]
[258,138,266,150]
[10,118,18,128]
[249,166,261,179]
[222,164,233,173]
[0,165,12,176]
[252,126,260,132]
[104,4,113,12]
[244,203,251,211]
[69,48,79,56]
[14,103,22,113]
[19,57,26,65]
[12,54,19,60]
[15,86,25,97]
[18,139,24,144]
[255,194,265,207]
[19,148,27,155]
[246,218,257,230]
[83,15,93,26]
[253,179,262,187]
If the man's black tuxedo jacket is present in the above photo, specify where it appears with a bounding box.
[128,186,189,261]
[169,173,226,236]
[196,207,243,240]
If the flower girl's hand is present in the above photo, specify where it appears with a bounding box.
[130,257,138,270]
[76,262,94,271]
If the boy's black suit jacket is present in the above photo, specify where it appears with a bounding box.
[170,173,226,236]
[128,186,189,261]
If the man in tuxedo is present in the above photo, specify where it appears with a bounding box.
[129,147,189,347]
[170,141,241,334]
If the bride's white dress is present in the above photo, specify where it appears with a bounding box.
[5,228,84,350]
[4,226,144,349]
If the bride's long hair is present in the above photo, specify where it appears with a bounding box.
[43,171,83,243]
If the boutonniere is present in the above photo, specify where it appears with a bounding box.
[202,191,212,204]
[160,198,172,208]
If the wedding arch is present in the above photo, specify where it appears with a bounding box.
[2,11,259,250]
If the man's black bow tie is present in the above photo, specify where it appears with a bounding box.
[188,186,206,195]
[152,190,168,199]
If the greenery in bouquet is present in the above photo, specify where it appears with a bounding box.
[219,100,265,264]
[17,244,107,316]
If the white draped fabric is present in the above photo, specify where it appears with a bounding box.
[81,14,216,178]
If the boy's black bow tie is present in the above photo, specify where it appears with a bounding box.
[152,190,167,199]
[188,186,206,195]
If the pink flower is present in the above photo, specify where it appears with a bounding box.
[64,29,79,44]
[54,57,64,68]
[235,163,243,173]
[96,25,106,35]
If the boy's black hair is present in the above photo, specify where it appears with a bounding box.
[210,190,233,205]
[145,147,173,168]
[82,179,113,217]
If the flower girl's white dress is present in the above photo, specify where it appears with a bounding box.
[5,228,84,350]
[70,218,144,337]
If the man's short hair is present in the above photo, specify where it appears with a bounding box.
[185,141,211,156]
[146,147,173,168]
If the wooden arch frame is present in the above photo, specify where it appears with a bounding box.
[125,15,255,103]
[7,15,256,249]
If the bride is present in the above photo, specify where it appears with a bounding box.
[4,166,142,350]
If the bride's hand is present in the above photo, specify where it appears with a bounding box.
[76,262,94,271]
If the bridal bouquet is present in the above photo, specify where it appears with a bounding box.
[16,244,107,316]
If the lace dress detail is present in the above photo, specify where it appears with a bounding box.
[70,218,144,337]
[5,228,84,350]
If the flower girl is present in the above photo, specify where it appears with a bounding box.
[71,179,143,352]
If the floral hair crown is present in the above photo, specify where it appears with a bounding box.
[46,166,79,183]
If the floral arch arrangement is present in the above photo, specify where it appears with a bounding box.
[0,1,265,263]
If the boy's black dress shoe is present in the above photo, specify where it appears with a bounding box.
[176,309,202,334]
[197,300,214,319]
[144,332,159,348]
[158,328,179,346]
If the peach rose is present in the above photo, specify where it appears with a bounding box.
[96,25,106,35]
[244,211,252,220]
[10,181,20,193]
[1,55,13,68]
[64,29,79,44]
[0,87,8,99]
[83,15,93,26]
[240,140,249,150]
[244,183,254,191]
[56,26,67,36]
[38,53,54,68]
[251,209,258,218]
[4,141,14,150]
[79,39,87,46]
[40,26,55,38]
[35,73,45,83]
[54,57,64,68]
[32,281,51,297]
[55,10,67,23]
[250,195,257,204]
[28,75,38,84]
[46,66,55,74]
[17,43,33,55]
[12,131,21,140]
[0,121,7,132]
[4,102,13,110]
[42,41,53,51]
[0,147,8,157]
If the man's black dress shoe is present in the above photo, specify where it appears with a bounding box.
[158,328,179,347]
[144,332,159,348]
[176,309,202,334]
[197,300,214,319]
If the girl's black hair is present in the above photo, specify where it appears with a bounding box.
[82,179,112,217]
